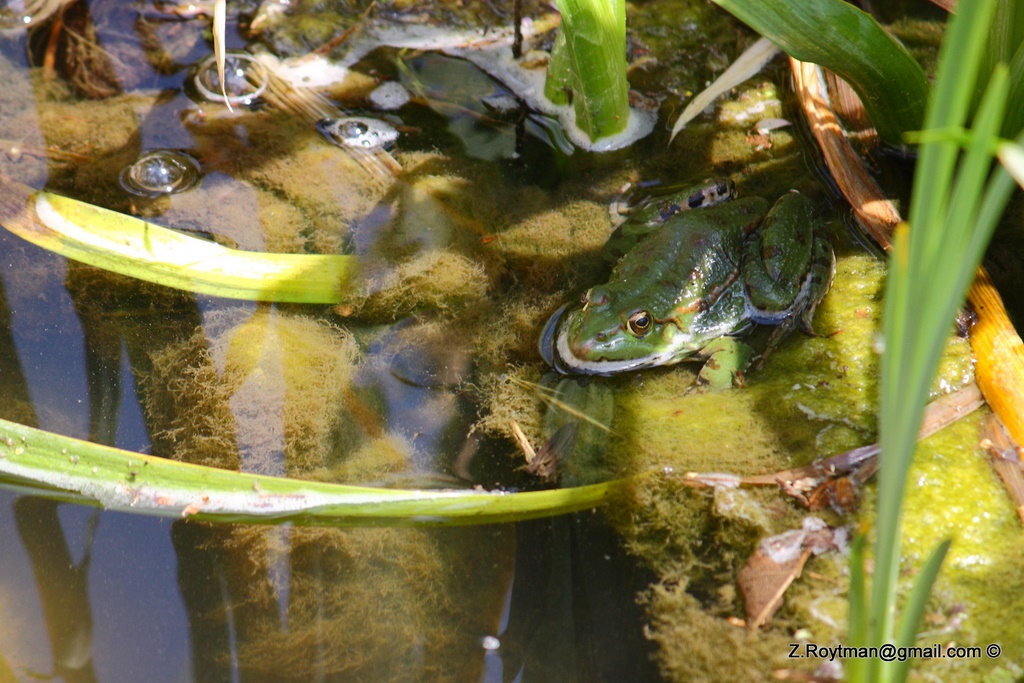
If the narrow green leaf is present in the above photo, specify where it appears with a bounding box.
[941,66,1007,242]
[907,0,997,266]
[939,65,1009,328]
[846,534,869,682]
[979,0,1024,112]
[1004,41,1024,138]
[891,539,952,683]
[872,1,999,664]
[873,222,915,682]
[1,188,353,304]
[0,417,627,526]
[712,0,928,145]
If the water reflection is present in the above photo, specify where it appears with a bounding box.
[1,489,660,682]
[0,489,189,683]
[501,516,660,682]
[1,2,669,679]
[13,498,98,683]
[0,163,653,682]
[175,522,517,682]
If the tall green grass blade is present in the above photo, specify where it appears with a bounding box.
[0,417,626,526]
[872,4,999,672]
[1004,42,1024,138]
[996,0,1024,61]
[872,221,914,683]
[550,0,630,140]
[868,2,1003,679]
[979,0,1024,113]
[845,534,869,682]
[712,0,928,145]
[940,66,1009,324]
[891,539,951,683]
[906,0,997,266]
[945,68,1009,252]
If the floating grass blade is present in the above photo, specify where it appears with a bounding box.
[0,417,627,526]
[712,0,928,145]
[0,182,353,304]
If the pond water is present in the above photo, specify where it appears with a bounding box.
[2,0,1022,681]
[0,486,662,682]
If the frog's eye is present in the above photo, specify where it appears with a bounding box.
[627,310,653,336]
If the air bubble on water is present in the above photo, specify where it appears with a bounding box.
[192,51,269,107]
[316,116,400,150]
[119,150,201,197]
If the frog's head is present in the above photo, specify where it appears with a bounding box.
[539,286,697,375]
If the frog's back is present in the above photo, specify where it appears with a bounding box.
[609,197,769,313]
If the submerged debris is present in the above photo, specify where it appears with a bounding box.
[737,517,847,629]
[979,413,1024,524]
[368,80,411,110]
[480,92,522,117]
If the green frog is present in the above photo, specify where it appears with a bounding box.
[539,182,834,388]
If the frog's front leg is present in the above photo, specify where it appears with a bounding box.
[694,336,755,390]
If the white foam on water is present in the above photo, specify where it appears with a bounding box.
[271,18,657,152]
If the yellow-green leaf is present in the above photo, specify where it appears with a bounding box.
[2,186,353,304]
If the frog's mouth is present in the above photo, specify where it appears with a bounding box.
[538,304,570,370]
[538,305,678,376]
